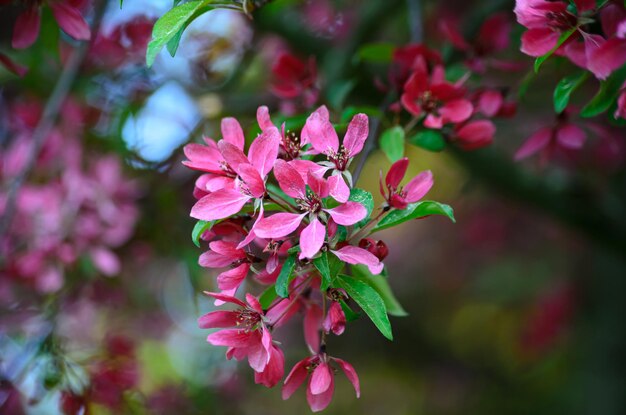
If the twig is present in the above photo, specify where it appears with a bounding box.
[0,1,107,246]
[407,0,423,43]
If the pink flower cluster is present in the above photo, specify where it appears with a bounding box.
[184,106,437,411]
[395,43,515,151]
[0,99,140,296]
[515,0,626,81]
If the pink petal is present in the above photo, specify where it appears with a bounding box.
[478,90,504,117]
[423,113,444,129]
[515,127,552,160]
[255,345,284,388]
[203,291,247,307]
[333,358,360,398]
[331,246,383,275]
[217,263,250,291]
[254,213,305,239]
[237,164,265,198]
[309,363,332,395]
[401,92,423,117]
[403,170,433,203]
[246,338,271,372]
[266,298,299,327]
[304,304,323,352]
[282,358,310,400]
[50,3,90,41]
[556,124,585,149]
[328,174,350,203]
[322,301,346,335]
[182,143,223,173]
[477,13,511,53]
[521,28,560,57]
[218,140,249,171]
[343,113,369,157]
[248,126,280,177]
[299,217,326,259]
[306,374,334,412]
[190,188,250,221]
[245,293,264,314]
[221,117,245,149]
[198,311,239,329]
[207,329,254,347]
[198,252,233,268]
[325,202,367,226]
[301,106,330,146]
[306,110,339,154]
[385,157,409,189]
[587,38,626,80]
[208,240,245,259]
[273,160,306,198]
[12,7,41,49]
[256,106,274,131]
[306,170,329,198]
[90,247,120,276]
[289,159,329,183]
[455,120,496,150]
[440,99,473,124]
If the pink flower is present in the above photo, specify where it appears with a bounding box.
[199,240,252,298]
[189,121,281,222]
[401,59,473,129]
[270,52,319,109]
[389,44,442,90]
[302,106,370,202]
[514,0,595,58]
[379,157,434,210]
[282,353,360,412]
[515,109,586,161]
[440,13,517,72]
[199,292,285,376]
[11,0,91,49]
[322,300,346,336]
[358,238,389,261]
[254,160,367,259]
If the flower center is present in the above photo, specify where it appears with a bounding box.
[418,90,440,114]
[328,145,349,171]
[236,309,262,331]
[219,160,237,178]
[295,189,322,214]
[546,11,577,31]
[283,131,301,160]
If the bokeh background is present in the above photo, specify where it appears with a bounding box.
[2,0,626,414]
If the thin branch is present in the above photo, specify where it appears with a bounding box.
[0,1,107,245]
[407,0,423,43]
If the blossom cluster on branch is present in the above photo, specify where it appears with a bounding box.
[184,106,454,411]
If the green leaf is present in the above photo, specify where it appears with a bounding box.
[335,274,393,340]
[580,65,626,117]
[146,0,214,67]
[409,130,446,152]
[351,265,408,317]
[356,42,395,63]
[259,284,278,309]
[275,253,297,297]
[313,251,332,291]
[328,253,344,279]
[191,220,214,247]
[373,200,455,232]
[553,71,589,113]
[534,28,576,73]
[379,126,405,162]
